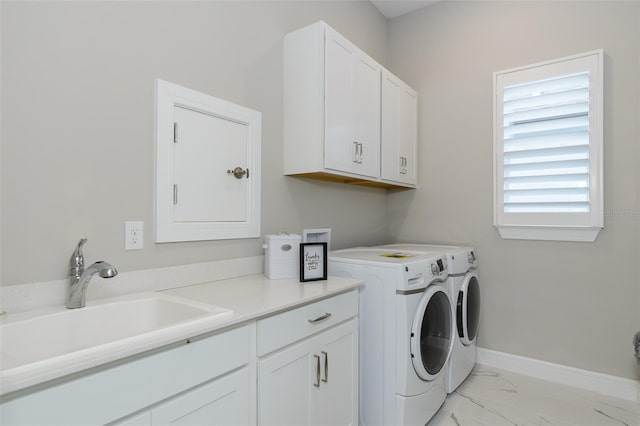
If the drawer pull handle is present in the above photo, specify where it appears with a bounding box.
[314,354,321,388]
[308,313,332,324]
[322,351,328,383]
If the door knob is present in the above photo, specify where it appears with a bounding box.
[227,167,249,179]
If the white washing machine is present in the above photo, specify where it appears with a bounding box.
[328,248,453,426]
[378,244,480,394]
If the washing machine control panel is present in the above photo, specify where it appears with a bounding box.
[399,256,448,291]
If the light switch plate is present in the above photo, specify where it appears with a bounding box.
[125,221,144,250]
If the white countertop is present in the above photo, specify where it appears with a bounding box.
[162,274,362,322]
[0,274,362,396]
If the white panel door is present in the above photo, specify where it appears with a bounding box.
[152,368,250,426]
[398,85,417,184]
[324,29,357,175]
[381,73,400,182]
[352,56,381,178]
[173,105,248,223]
[324,27,380,179]
[156,79,261,243]
[381,70,417,185]
[258,319,358,426]
[257,338,316,426]
[313,320,358,426]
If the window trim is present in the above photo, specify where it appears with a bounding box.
[493,50,604,242]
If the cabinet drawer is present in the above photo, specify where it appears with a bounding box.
[256,290,357,356]
[152,367,250,426]
[1,325,250,426]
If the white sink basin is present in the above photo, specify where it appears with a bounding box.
[0,293,232,374]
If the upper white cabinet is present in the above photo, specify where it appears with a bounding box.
[155,80,261,243]
[284,21,416,190]
[324,28,381,179]
[381,69,418,186]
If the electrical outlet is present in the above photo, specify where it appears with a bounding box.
[125,221,144,250]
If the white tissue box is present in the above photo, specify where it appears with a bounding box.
[263,233,301,279]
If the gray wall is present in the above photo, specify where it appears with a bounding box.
[387,1,640,380]
[2,0,639,382]
[1,1,390,286]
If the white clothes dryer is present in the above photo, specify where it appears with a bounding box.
[378,244,480,394]
[328,248,453,426]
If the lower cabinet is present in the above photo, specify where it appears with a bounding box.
[1,325,250,426]
[257,319,358,426]
[153,367,249,426]
[117,367,250,426]
[1,290,359,426]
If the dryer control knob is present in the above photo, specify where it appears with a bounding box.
[467,252,476,263]
[431,263,439,275]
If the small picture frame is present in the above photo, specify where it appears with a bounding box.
[300,242,328,282]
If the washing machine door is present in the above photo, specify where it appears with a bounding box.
[410,285,453,381]
[457,271,480,346]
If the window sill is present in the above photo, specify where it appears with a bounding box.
[496,226,602,242]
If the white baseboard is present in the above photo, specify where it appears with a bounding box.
[477,347,639,403]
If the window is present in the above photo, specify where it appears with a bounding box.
[493,50,603,242]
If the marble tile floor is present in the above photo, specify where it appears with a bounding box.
[429,366,640,426]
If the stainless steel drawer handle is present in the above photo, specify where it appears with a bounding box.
[308,313,332,324]
[314,354,321,388]
[322,351,328,383]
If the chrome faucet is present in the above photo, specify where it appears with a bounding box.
[67,238,118,309]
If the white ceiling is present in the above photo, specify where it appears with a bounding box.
[370,0,440,19]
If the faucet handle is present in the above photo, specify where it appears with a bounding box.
[70,238,88,276]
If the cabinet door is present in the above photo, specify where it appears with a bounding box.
[152,367,250,426]
[352,55,381,179]
[381,70,417,185]
[313,320,358,426]
[325,29,357,175]
[325,28,380,179]
[156,79,261,243]
[173,106,248,224]
[257,337,317,426]
[258,319,358,426]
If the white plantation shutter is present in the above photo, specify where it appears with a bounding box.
[494,50,603,242]
[503,72,590,213]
